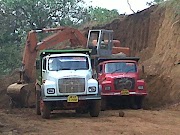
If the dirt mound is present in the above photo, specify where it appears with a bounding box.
[0,71,19,109]
[93,5,180,108]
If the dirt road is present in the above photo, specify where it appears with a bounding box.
[0,107,179,135]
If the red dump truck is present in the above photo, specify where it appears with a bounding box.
[97,56,147,110]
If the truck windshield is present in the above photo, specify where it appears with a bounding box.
[105,62,137,73]
[48,56,89,71]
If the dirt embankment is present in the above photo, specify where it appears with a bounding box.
[0,72,19,108]
[92,5,180,108]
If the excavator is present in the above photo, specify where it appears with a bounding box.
[7,26,130,108]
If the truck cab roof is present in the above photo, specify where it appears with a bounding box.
[40,49,91,58]
[98,57,140,64]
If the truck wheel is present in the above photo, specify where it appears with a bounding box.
[129,97,136,109]
[135,96,144,109]
[76,108,88,114]
[101,97,107,111]
[89,100,101,117]
[40,101,51,119]
[35,91,41,115]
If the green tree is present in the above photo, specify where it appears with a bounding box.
[146,0,165,6]
[0,45,22,75]
[0,0,88,30]
[0,0,121,76]
[85,7,119,25]
[0,0,88,75]
[146,0,180,15]
[170,0,180,15]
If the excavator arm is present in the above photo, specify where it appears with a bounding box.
[22,27,87,83]
[7,27,88,107]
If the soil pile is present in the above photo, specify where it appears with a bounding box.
[0,71,19,108]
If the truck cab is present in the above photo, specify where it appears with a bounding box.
[36,49,101,119]
[97,57,147,110]
[87,29,113,56]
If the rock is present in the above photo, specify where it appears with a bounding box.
[0,122,4,127]
[119,111,125,117]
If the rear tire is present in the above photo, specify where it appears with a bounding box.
[41,101,51,119]
[101,97,107,111]
[135,96,144,109]
[89,100,101,117]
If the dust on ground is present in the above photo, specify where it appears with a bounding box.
[0,107,180,135]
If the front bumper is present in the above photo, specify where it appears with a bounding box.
[42,94,101,101]
[101,91,147,96]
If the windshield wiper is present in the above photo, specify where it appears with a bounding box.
[111,68,122,74]
[111,68,135,74]
[60,68,71,70]
[125,68,135,74]
[73,68,87,70]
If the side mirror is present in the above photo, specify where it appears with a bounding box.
[92,69,97,79]
[36,60,40,70]
[92,73,97,79]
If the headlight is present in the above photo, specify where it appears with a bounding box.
[138,86,144,90]
[105,86,111,90]
[47,88,55,94]
[88,86,96,92]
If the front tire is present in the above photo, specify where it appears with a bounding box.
[35,91,41,115]
[89,100,101,117]
[41,101,51,119]
[135,96,144,109]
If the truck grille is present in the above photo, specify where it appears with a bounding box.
[114,77,135,90]
[58,78,85,93]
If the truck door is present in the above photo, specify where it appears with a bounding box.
[97,64,103,83]
[42,57,47,81]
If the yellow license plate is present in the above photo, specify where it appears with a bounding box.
[67,95,78,102]
[121,89,129,95]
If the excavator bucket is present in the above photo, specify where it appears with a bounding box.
[7,83,35,108]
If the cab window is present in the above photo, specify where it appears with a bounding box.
[42,58,46,70]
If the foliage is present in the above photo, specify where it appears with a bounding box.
[0,0,88,32]
[0,0,120,76]
[0,0,88,75]
[147,0,180,16]
[84,7,119,25]
[146,0,166,6]
[0,44,22,75]
[0,7,19,47]
[169,0,180,15]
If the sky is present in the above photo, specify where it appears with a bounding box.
[84,0,152,14]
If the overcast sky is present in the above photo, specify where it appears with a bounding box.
[84,0,152,14]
